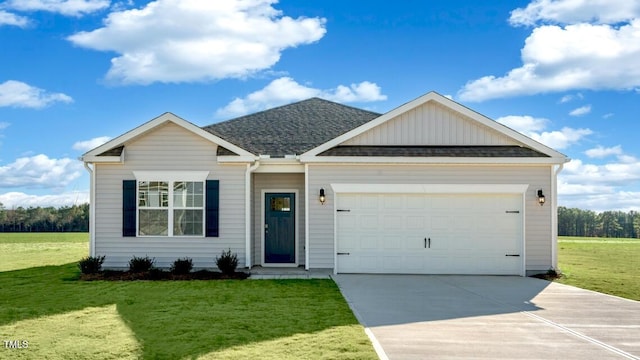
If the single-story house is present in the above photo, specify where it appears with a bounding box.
[81,91,569,276]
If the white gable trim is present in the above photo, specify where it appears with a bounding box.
[300,92,569,163]
[81,112,255,163]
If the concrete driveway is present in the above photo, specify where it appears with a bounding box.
[333,275,640,360]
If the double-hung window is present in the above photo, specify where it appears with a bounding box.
[133,172,208,237]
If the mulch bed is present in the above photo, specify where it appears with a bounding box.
[80,269,250,281]
[530,272,562,281]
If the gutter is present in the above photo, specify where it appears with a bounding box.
[245,160,260,268]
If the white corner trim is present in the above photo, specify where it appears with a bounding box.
[83,162,96,257]
[245,161,260,268]
[330,183,529,194]
[133,171,209,182]
[304,164,310,270]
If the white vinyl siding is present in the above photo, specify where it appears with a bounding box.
[342,101,516,146]
[94,122,247,269]
[307,164,553,273]
[252,173,305,266]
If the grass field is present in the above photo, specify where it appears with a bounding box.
[0,233,88,272]
[557,236,640,301]
[0,233,376,359]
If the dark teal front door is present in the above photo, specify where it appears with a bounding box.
[265,193,295,264]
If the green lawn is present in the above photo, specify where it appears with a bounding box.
[557,236,640,301]
[0,233,88,272]
[0,233,376,359]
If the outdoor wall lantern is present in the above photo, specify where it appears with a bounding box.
[537,189,546,206]
[319,188,326,205]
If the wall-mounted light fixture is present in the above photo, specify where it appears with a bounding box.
[319,188,326,205]
[537,189,546,206]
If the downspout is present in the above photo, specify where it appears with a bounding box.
[304,164,309,270]
[83,162,96,257]
[245,160,260,268]
[552,163,564,271]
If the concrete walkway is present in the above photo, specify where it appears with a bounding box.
[333,275,640,360]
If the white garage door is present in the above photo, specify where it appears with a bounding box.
[336,193,523,275]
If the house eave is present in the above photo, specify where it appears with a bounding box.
[299,155,569,165]
[217,155,257,163]
[81,154,124,164]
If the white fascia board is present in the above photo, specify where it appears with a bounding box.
[82,112,255,162]
[301,91,569,161]
[80,155,124,164]
[253,164,305,173]
[331,183,529,194]
[133,170,209,182]
[300,155,568,165]
[217,155,257,163]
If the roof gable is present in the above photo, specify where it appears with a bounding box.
[341,101,516,146]
[82,112,254,163]
[203,98,380,156]
[301,92,568,162]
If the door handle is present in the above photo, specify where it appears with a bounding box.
[428,237,431,249]
[424,238,431,249]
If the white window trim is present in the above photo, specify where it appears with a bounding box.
[134,171,209,237]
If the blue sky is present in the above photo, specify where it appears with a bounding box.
[1,0,639,212]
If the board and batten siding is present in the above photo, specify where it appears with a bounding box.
[252,173,306,265]
[94,122,247,269]
[307,164,553,273]
[342,102,515,146]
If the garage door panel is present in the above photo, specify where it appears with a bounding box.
[383,215,403,230]
[336,193,523,275]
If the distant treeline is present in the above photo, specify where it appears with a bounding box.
[558,206,640,238]
[0,203,89,232]
[1,203,638,237]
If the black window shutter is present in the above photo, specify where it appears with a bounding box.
[122,180,137,237]
[206,180,220,237]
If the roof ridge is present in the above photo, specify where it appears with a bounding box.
[204,97,381,128]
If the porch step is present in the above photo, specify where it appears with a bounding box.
[249,266,332,279]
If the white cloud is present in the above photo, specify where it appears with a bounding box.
[0,10,29,27]
[216,77,387,118]
[0,154,83,189]
[0,122,9,130]
[496,115,590,149]
[559,92,583,103]
[602,113,614,119]
[496,115,548,133]
[458,0,640,102]
[4,0,110,17]
[0,80,73,108]
[509,0,640,26]
[569,104,591,116]
[73,136,111,151]
[0,191,89,208]
[531,127,592,149]
[68,0,327,84]
[559,156,640,211]
[585,145,623,158]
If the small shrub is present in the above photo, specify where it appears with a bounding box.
[216,249,238,275]
[128,255,155,273]
[170,257,194,275]
[78,255,105,274]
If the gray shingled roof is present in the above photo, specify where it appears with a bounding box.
[203,98,381,156]
[318,145,550,157]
